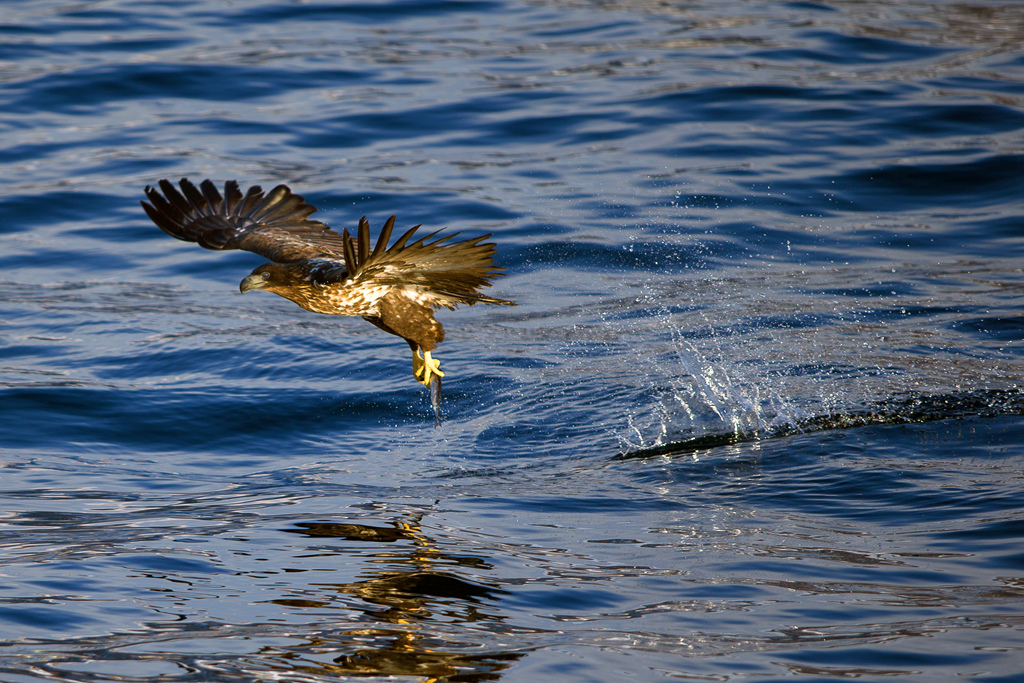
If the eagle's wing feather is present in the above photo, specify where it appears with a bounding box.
[332,216,514,308]
[142,178,353,263]
[371,215,396,258]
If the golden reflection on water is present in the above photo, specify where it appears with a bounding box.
[257,516,520,682]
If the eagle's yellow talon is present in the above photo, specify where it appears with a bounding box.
[424,351,444,378]
[412,349,444,386]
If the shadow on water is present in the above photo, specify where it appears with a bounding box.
[262,515,522,682]
[619,388,1024,460]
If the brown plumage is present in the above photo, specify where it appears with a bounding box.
[142,178,514,412]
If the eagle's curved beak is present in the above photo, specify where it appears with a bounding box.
[239,275,262,293]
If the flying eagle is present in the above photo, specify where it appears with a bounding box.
[142,178,514,416]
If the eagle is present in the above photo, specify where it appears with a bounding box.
[142,178,514,416]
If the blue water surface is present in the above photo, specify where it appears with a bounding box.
[1,0,1023,681]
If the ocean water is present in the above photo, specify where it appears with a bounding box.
[1,0,1023,681]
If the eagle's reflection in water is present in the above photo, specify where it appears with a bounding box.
[262,515,522,682]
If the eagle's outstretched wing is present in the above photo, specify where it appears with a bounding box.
[341,216,514,308]
[142,178,351,263]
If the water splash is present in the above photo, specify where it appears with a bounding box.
[616,305,807,456]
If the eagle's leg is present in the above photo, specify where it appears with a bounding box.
[412,348,444,387]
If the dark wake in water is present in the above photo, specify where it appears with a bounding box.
[618,388,1024,459]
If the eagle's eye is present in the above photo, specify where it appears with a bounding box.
[260,271,271,280]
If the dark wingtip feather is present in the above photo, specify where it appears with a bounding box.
[199,179,224,211]
[373,215,396,257]
[357,217,370,266]
[342,227,358,275]
[142,188,188,239]
[140,200,173,235]
[391,224,421,251]
[237,184,265,216]
[180,178,208,212]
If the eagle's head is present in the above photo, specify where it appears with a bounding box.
[240,263,304,294]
